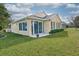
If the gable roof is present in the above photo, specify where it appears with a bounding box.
[27,12,47,19]
[34,12,47,18]
[27,12,59,20]
[11,12,61,24]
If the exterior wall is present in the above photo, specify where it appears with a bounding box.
[55,22,62,29]
[6,28,11,32]
[51,15,62,29]
[61,23,66,29]
[43,20,51,33]
[10,15,62,36]
[11,19,32,36]
[27,20,32,36]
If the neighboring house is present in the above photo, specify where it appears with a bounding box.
[7,12,63,37]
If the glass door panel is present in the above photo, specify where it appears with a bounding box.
[39,22,42,33]
[34,21,38,34]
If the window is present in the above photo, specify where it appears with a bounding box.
[23,22,27,31]
[56,23,60,29]
[51,22,55,30]
[19,23,22,30]
[39,22,42,33]
[19,22,27,31]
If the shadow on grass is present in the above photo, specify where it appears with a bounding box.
[43,31,68,38]
[0,32,36,50]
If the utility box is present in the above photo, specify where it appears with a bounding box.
[36,34,39,38]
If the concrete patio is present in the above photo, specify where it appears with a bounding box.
[30,33,49,37]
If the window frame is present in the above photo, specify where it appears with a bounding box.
[19,23,23,31]
[19,22,27,31]
[23,22,27,31]
[51,22,55,30]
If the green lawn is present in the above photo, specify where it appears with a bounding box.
[0,28,79,56]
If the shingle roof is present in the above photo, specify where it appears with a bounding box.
[28,12,58,20]
[11,12,60,23]
[27,12,47,19]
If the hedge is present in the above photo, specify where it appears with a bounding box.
[49,29,64,34]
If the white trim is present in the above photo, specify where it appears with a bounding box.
[42,21,44,33]
[32,21,34,34]
[38,21,39,34]
[55,22,56,29]
[22,23,23,31]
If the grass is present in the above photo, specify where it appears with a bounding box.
[0,28,79,56]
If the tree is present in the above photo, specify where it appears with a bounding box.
[74,16,79,28]
[67,16,75,27]
[0,4,10,31]
[68,15,79,28]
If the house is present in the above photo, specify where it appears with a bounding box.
[7,12,63,37]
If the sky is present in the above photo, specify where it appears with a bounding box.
[4,3,79,23]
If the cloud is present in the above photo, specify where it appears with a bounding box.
[35,3,63,8]
[5,3,79,21]
[51,4,63,8]
[66,4,79,8]
[15,3,34,8]
[70,10,79,15]
[66,4,79,16]
[60,15,69,23]
[11,14,28,20]
[5,3,33,20]
[5,3,64,20]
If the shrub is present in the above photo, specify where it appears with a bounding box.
[0,26,2,31]
[3,30,6,32]
[49,29,64,34]
[0,33,5,38]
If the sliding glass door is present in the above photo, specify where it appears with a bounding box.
[34,21,38,34]
[39,22,42,33]
[32,21,43,34]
